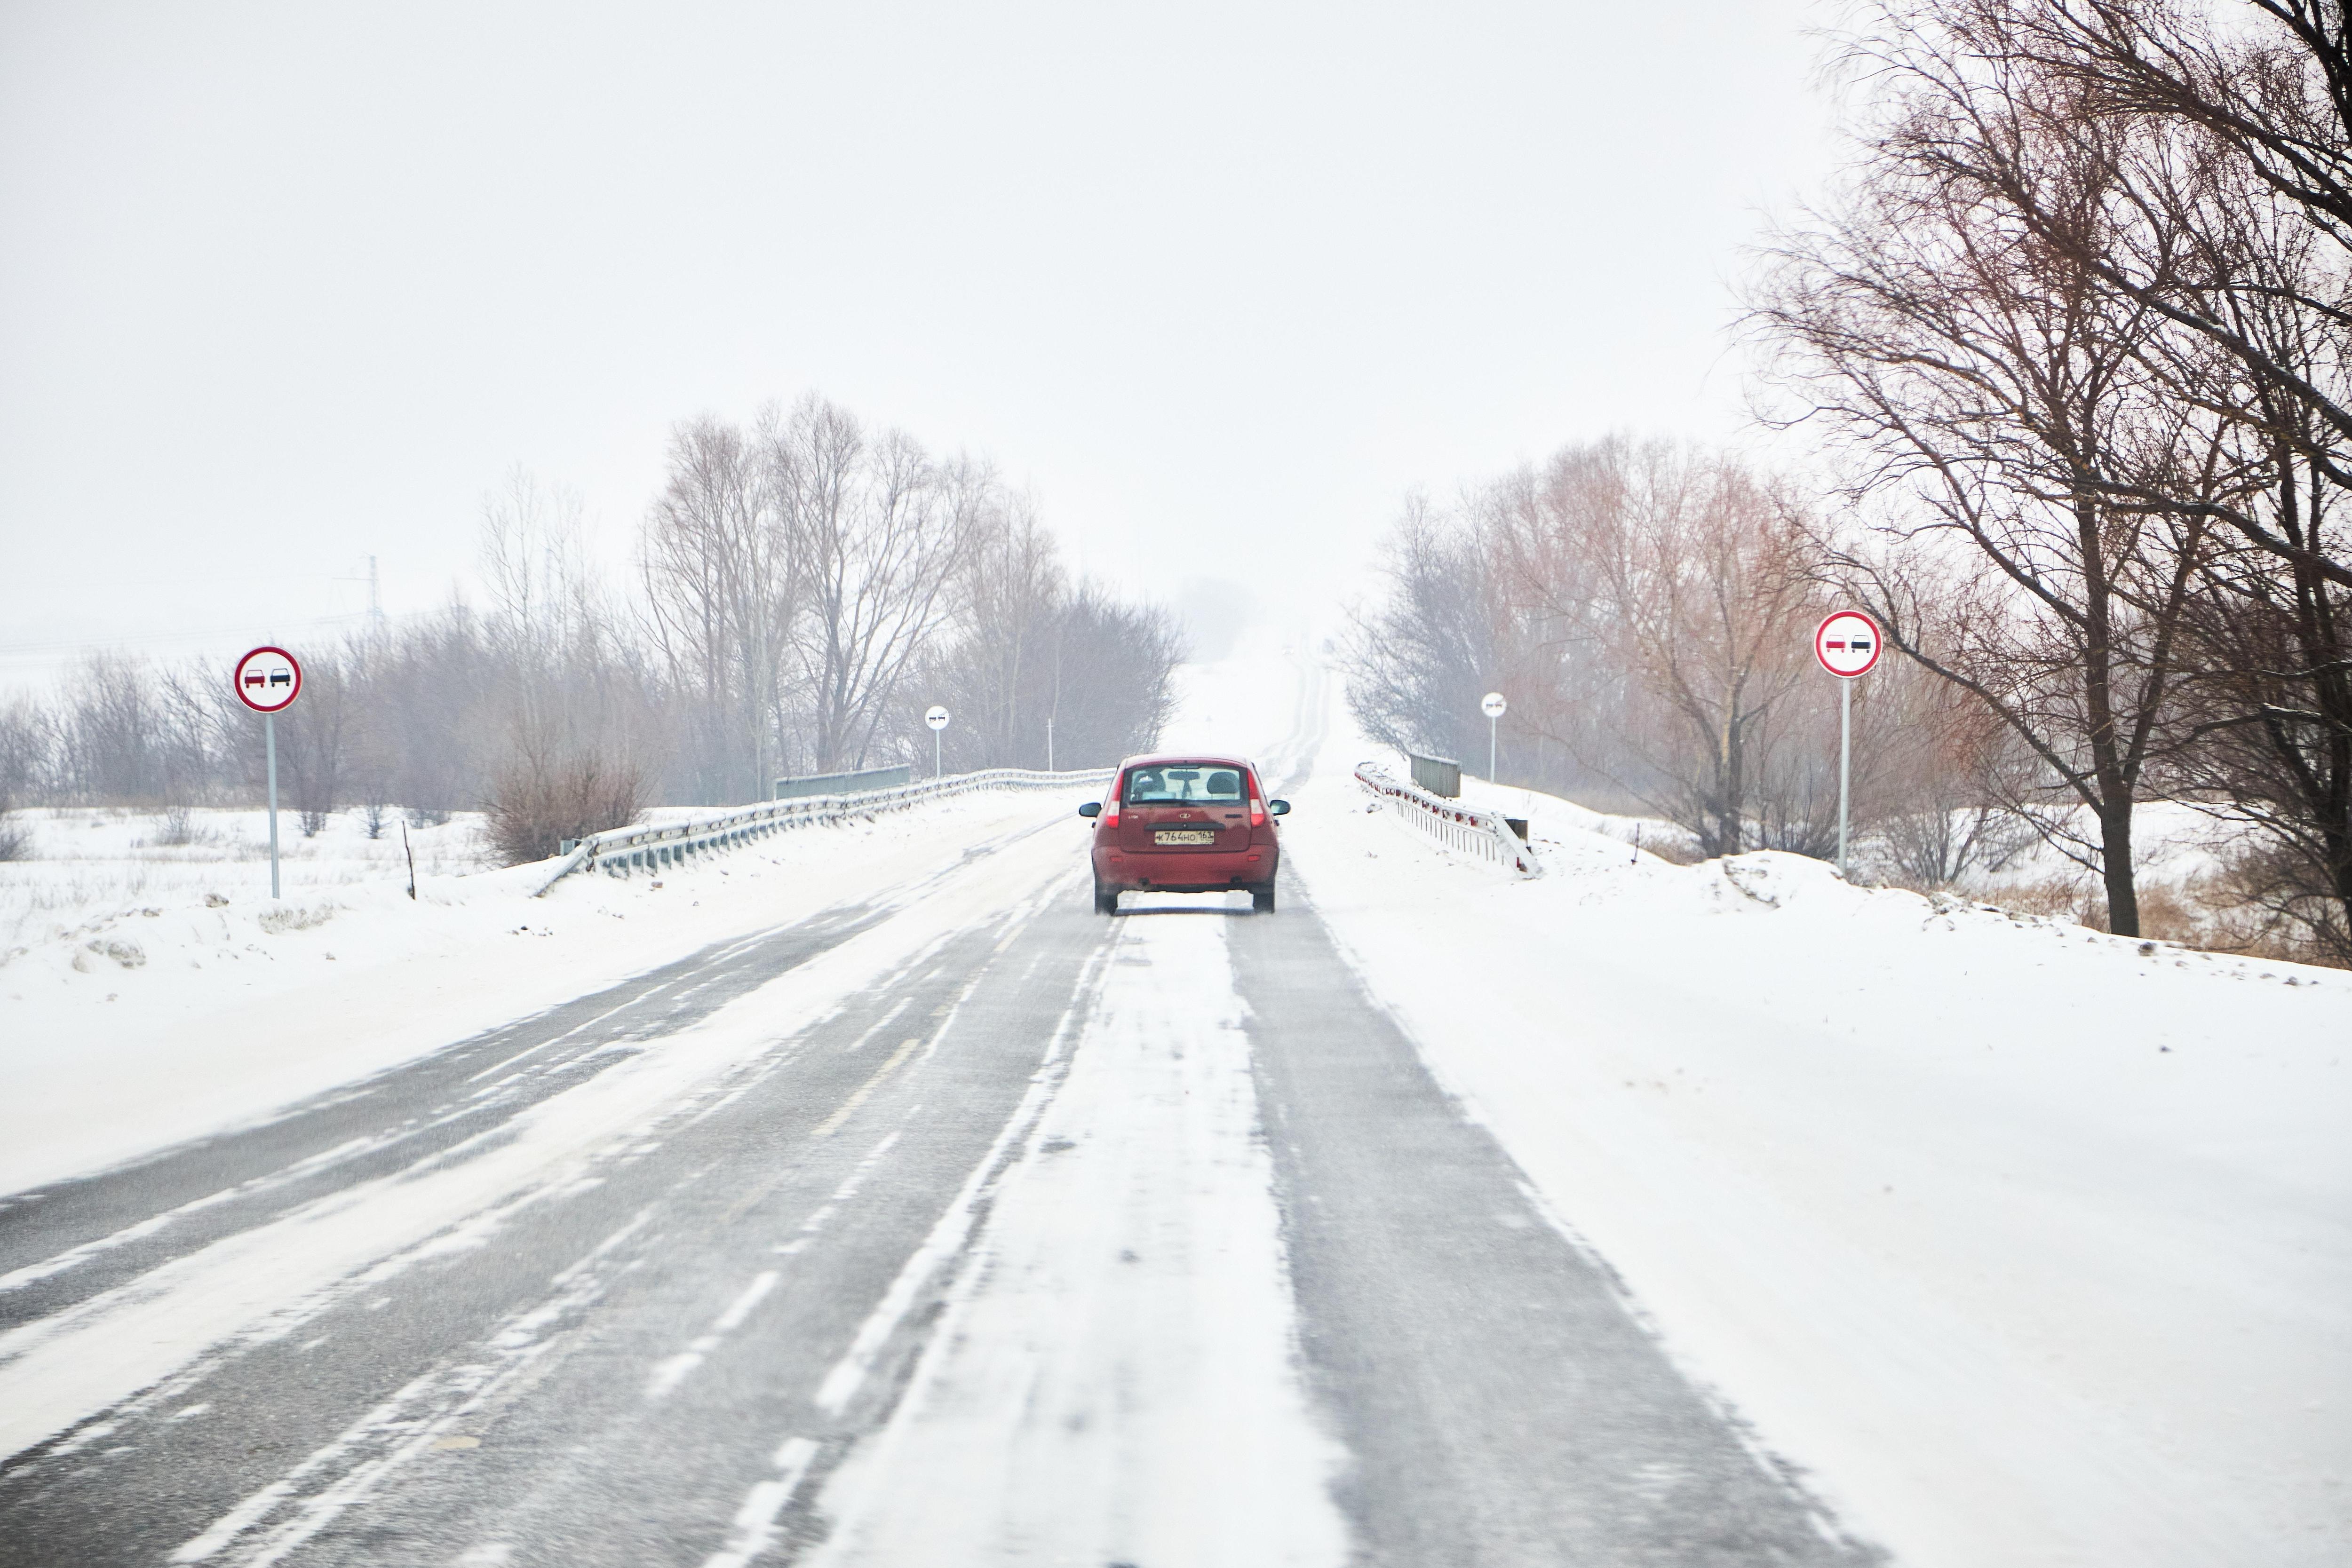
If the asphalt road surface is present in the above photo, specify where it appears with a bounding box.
[0,794,1885,1565]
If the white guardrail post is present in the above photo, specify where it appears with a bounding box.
[529,767,1116,898]
[1352,760,1542,879]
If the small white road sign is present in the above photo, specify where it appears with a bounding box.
[234,646,303,712]
[1813,612,1883,679]
[924,705,951,730]
[1481,691,1507,718]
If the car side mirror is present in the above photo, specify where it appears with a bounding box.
[1268,800,1290,816]
[1078,801,1101,818]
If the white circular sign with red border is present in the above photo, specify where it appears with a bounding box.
[233,646,302,712]
[1813,611,1882,679]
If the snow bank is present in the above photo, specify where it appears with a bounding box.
[0,790,1097,1194]
[1289,694,2352,1567]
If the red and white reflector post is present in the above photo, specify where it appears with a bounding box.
[233,646,302,899]
[1813,611,1881,879]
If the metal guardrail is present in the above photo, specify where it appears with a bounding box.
[530,767,1115,897]
[1355,760,1542,879]
[774,764,912,800]
[1408,752,1462,799]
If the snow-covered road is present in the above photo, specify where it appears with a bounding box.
[0,669,1876,1567]
[2,643,2343,1567]
[0,804,1866,1566]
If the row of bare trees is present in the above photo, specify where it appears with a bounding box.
[0,393,1183,863]
[1755,0,2350,953]
[636,395,1180,800]
[1344,439,2028,876]
[1349,0,2350,961]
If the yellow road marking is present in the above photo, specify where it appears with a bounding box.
[812,1037,922,1138]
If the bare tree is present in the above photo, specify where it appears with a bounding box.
[1488,441,1826,857]
[1344,442,1847,857]
[638,420,789,802]
[273,650,351,836]
[935,494,1064,768]
[5,392,1180,837]
[1765,0,2350,951]
[914,502,1184,772]
[769,396,972,773]
[1748,8,2233,934]
[1341,493,1505,768]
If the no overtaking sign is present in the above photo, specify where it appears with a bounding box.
[1814,611,1882,679]
[234,646,302,712]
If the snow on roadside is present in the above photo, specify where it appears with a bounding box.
[1291,694,2352,1568]
[0,790,1100,1194]
[0,815,1092,1463]
[810,909,1347,1568]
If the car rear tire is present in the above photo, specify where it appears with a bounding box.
[1250,883,1276,913]
[1094,880,1120,916]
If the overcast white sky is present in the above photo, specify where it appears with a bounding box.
[0,1,1842,687]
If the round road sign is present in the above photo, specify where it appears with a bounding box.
[1480,691,1507,718]
[1814,611,1883,679]
[233,646,302,713]
[924,705,951,731]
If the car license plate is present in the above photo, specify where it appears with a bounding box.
[1154,829,1216,846]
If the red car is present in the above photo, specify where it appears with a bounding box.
[1079,754,1290,913]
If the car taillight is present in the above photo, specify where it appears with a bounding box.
[1102,802,1120,827]
[1248,797,1266,828]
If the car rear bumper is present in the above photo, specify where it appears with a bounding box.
[1093,845,1276,892]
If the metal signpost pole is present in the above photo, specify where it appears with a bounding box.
[1480,692,1507,782]
[925,705,950,779]
[266,713,281,900]
[1837,678,1852,880]
[1812,612,1880,882]
[235,646,302,903]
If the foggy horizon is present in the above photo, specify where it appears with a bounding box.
[0,1,1838,692]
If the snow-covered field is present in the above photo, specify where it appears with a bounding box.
[1304,677,2352,1568]
[0,790,1096,1194]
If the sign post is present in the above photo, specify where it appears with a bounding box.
[925,705,951,778]
[233,647,303,899]
[1812,611,1882,879]
[1480,692,1507,781]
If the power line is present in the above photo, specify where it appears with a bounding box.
[0,611,375,660]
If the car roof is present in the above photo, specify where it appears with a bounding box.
[1116,752,1256,772]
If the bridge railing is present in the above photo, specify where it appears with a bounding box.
[532,767,1115,897]
[1353,760,1542,879]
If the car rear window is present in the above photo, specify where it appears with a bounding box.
[1124,764,1246,804]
